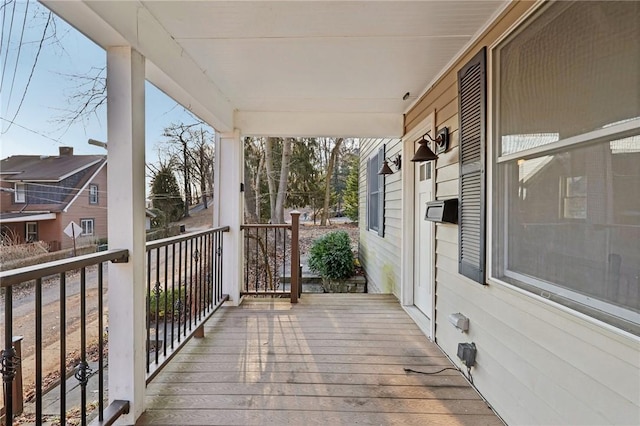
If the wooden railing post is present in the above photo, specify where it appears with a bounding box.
[290,211,301,303]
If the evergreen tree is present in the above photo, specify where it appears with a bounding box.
[150,165,185,224]
[343,158,359,222]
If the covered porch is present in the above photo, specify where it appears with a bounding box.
[138,294,499,426]
[1,1,514,424]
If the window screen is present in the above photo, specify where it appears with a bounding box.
[492,1,640,333]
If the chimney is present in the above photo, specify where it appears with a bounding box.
[59,146,74,156]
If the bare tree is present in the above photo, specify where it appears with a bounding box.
[264,137,277,221]
[273,138,292,224]
[321,138,343,225]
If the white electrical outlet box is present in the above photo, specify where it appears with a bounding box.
[448,313,469,331]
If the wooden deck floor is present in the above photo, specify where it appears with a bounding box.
[137,294,502,425]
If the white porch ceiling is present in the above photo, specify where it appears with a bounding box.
[42,1,506,137]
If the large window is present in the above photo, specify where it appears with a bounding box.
[492,1,640,333]
[367,145,385,236]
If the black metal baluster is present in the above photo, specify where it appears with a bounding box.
[163,244,168,357]
[199,235,204,319]
[243,228,248,294]
[219,231,224,301]
[207,233,213,308]
[171,242,176,349]
[155,248,160,365]
[2,286,15,423]
[254,228,259,293]
[60,272,67,424]
[98,263,104,421]
[35,277,43,422]
[273,227,278,293]
[189,237,193,330]
[178,240,184,341]
[146,250,151,372]
[216,231,222,304]
[184,238,188,337]
[283,227,288,295]
[77,267,90,426]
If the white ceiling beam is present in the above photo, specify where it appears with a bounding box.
[235,112,403,138]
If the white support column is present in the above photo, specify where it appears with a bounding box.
[106,46,146,422]
[213,130,243,304]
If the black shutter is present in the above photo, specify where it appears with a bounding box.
[377,144,385,237]
[458,48,486,284]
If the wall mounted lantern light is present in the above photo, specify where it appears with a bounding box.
[378,154,402,175]
[410,127,449,162]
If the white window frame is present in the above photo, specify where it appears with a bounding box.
[80,218,95,236]
[89,184,99,204]
[15,183,25,203]
[488,1,640,330]
[25,221,37,242]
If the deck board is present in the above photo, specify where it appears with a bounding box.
[137,294,502,425]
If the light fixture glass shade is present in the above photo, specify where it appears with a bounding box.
[378,160,394,175]
[411,142,438,162]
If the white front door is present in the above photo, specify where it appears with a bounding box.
[413,160,433,317]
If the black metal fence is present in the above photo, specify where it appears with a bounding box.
[0,249,128,425]
[0,226,230,425]
[145,226,229,380]
[241,212,300,302]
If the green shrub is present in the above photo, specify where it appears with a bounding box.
[308,231,355,280]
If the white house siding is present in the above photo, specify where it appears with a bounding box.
[402,2,640,425]
[358,137,402,296]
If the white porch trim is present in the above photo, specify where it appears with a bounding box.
[106,46,147,422]
[235,111,403,138]
[400,113,436,339]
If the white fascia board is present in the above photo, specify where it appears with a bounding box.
[64,160,107,213]
[236,111,404,138]
[40,1,130,47]
[1,213,57,223]
[58,158,103,182]
[146,63,233,133]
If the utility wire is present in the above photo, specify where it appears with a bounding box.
[2,10,51,134]
[0,0,16,93]
[0,116,63,144]
[5,0,29,108]
[0,1,9,57]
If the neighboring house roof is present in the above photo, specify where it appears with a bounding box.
[0,150,107,215]
[0,154,105,182]
[0,212,57,223]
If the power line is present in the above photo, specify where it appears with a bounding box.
[0,116,63,144]
[0,1,9,57]
[0,0,16,93]
[5,0,29,108]
[2,10,51,135]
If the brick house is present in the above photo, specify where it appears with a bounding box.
[0,146,107,251]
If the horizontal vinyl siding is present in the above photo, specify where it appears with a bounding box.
[405,1,640,425]
[59,167,108,249]
[359,137,402,296]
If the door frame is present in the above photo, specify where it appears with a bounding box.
[401,113,437,339]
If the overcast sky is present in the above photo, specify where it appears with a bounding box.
[0,0,207,165]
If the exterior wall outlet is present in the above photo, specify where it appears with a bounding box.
[457,342,477,367]
[448,313,469,331]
